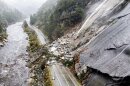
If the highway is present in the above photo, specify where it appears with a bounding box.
[49,63,81,86]
[30,26,47,45]
[26,18,47,45]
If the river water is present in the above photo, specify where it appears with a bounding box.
[0,22,29,86]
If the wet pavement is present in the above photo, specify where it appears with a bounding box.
[30,26,47,45]
[0,22,29,86]
[49,62,81,86]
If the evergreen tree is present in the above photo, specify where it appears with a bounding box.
[31,0,88,41]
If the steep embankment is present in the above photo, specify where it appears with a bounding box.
[80,1,130,86]
[0,0,23,44]
[23,21,54,86]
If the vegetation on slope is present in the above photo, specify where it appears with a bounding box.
[30,0,89,41]
[0,23,7,42]
[0,0,23,42]
[23,21,54,86]
[0,1,23,24]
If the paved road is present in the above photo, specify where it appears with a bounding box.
[26,18,47,45]
[30,26,47,45]
[49,63,81,86]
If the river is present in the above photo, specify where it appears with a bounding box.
[0,22,29,86]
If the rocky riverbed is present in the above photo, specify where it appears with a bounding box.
[0,22,29,86]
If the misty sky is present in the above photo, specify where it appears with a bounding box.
[2,0,47,16]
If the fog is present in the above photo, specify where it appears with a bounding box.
[2,0,47,16]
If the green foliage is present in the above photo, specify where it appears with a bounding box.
[63,60,74,67]
[0,0,23,41]
[0,15,7,41]
[0,25,3,33]
[31,0,87,41]
[2,10,23,24]
[23,21,28,28]
[0,1,23,25]
[23,21,55,86]
[44,68,53,86]
[30,14,37,25]
[0,15,7,36]
[24,27,40,52]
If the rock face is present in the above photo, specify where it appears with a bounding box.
[83,72,115,86]
[80,1,130,78]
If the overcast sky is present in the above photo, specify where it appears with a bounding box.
[2,0,47,16]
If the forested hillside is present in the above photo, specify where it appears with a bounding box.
[0,0,23,42]
[30,0,90,41]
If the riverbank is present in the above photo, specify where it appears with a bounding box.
[23,22,54,86]
[0,32,7,47]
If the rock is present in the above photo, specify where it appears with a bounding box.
[27,78,34,84]
[0,42,4,47]
[30,73,35,78]
[42,56,46,59]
